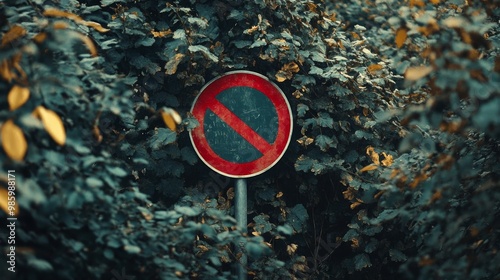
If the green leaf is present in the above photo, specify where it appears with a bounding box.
[135,37,155,47]
[295,155,315,172]
[233,40,252,48]
[188,45,218,62]
[317,112,334,128]
[124,245,141,254]
[27,257,53,271]
[288,204,308,233]
[85,177,103,188]
[315,135,337,151]
[354,253,372,271]
[181,147,198,165]
[389,249,407,262]
[253,214,273,233]
[277,224,293,235]
[101,0,125,6]
[148,128,177,150]
[106,166,128,177]
[175,205,202,217]
[187,17,208,28]
[328,84,351,97]
[297,103,309,117]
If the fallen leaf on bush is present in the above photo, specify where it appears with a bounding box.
[1,119,27,161]
[8,85,30,111]
[405,66,433,81]
[33,106,66,145]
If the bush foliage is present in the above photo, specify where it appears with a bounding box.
[1,0,499,279]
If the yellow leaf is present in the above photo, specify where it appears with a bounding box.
[245,26,259,34]
[1,25,27,47]
[53,21,69,29]
[381,152,394,167]
[33,32,47,44]
[43,8,109,33]
[282,62,300,73]
[275,70,288,82]
[78,34,98,57]
[405,66,433,81]
[350,201,362,209]
[297,136,314,146]
[367,64,383,74]
[82,21,110,33]
[33,106,66,145]
[276,191,283,198]
[151,29,172,38]
[409,0,425,7]
[359,164,378,173]
[43,8,83,21]
[395,27,408,48]
[443,17,466,29]
[8,85,30,111]
[1,120,27,161]
[366,146,380,165]
[0,188,19,216]
[161,108,182,131]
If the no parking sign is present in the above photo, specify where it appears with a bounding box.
[190,71,293,178]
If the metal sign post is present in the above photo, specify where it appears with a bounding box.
[235,179,247,280]
[189,71,292,280]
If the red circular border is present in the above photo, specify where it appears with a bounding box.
[190,71,293,178]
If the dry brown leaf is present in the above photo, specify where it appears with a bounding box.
[275,70,289,82]
[395,27,408,48]
[367,64,383,74]
[297,136,314,146]
[227,187,235,200]
[245,26,259,34]
[381,152,394,167]
[33,106,66,146]
[1,25,27,47]
[165,53,185,75]
[350,201,362,209]
[283,62,300,73]
[1,119,27,161]
[359,164,378,173]
[366,146,380,165]
[405,66,433,81]
[286,243,298,255]
[151,29,172,38]
[8,85,30,111]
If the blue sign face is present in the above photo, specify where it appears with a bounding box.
[190,71,292,178]
[204,86,278,163]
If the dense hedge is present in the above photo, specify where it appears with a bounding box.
[1,0,499,279]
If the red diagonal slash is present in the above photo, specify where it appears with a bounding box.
[207,99,273,155]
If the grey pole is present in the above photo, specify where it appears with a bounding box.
[235,178,247,280]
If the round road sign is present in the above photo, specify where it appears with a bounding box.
[190,71,293,178]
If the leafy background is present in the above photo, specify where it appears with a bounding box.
[0,0,499,279]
